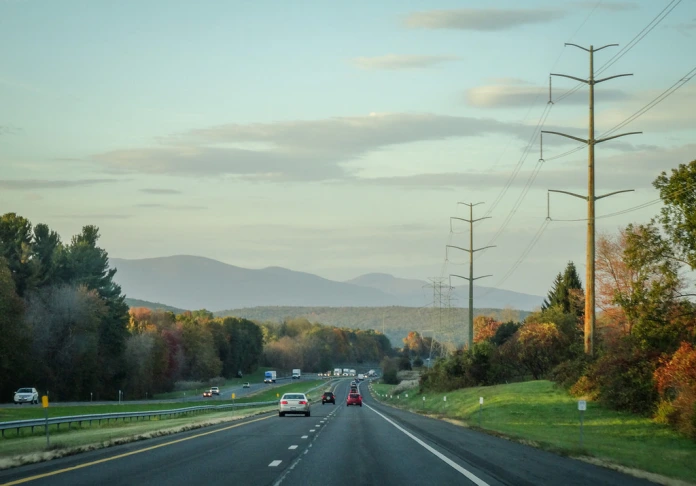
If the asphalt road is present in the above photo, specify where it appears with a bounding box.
[0,380,657,486]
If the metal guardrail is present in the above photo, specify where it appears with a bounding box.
[0,381,333,438]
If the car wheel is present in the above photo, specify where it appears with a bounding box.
[306,411,310,417]
[279,412,285,417]
[360,404,362,407]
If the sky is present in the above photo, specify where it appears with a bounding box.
[1,0,695,300]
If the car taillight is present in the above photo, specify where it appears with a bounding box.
[299,401,307,405]
[281,400,288,404]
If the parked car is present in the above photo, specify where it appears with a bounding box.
[279,393,311,417]
[211,387,220,396]
[13,388,39,405]
[346,392,362,407]
[242,382,250,388]
[203,390,212,398]
[321,392,335,405]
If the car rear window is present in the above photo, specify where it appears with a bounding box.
[323,392,333,396]
[350,393,360,398]
[284,394,305,400]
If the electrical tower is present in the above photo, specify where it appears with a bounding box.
[542,43,640,356]
[446,202,495,349]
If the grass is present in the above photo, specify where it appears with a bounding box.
[153,367,275,399]
[0,380,324,423]
[368,380,696,484]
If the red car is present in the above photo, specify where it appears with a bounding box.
[346,392,362,407]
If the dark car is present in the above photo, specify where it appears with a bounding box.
[322,392,335,405]
[203,390,212,398]
[347,393,362,407]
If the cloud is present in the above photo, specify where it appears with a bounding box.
[466,81,632,108]
[0,125,21,136]
[134,203,206,210]
[93,113,531,181]
[0,178,122,190]
[51,213,132,220]
[351,54,460,70]
[353,143,695,191]
[139,188,183,194]
[571,1,638,11]
[404,8,566,31]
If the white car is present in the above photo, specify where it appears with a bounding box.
[242,382,250,388]
[278,393,310,417]
[210,387,220,396]
[14,388,39,405]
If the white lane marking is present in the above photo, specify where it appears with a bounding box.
[269,460,282,467]
[315,424,321,427]
[288,445,298,450]
[364,403,490,486]
[309,429,316,432]
[301,435,308,439]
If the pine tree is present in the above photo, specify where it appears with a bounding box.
[542,261,584,316]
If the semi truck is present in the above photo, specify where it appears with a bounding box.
[264,371,276,383]
[292,369,301,379]
[334,368,342,377]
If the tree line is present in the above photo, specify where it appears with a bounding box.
[417,160,696,440]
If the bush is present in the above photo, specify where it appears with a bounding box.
[587,336,659,415]
[551,355,594,390]
[382,369,398,385]
[654,342,696,438]
[174,380,205,391]
[413,357,424,368]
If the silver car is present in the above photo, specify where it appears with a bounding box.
[279,393,310,417]
[14,387,39,405]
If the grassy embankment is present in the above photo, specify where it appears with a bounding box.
[0,379,328,465]
[152,367,275,400]
[369,380,696,484]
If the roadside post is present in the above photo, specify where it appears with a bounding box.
[42,395,49,447]
[232,393,236,406]
[90,392,93,402]
[578,400,586,447]
[422,396,425,409]
[479,397,483,427]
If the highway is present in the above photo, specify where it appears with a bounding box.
[0,380,656,486]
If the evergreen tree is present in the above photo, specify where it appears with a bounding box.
[542,261,584,316]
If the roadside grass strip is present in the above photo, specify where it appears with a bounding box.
[374,379,696,485]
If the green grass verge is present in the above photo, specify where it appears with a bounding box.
[153,367,275,399]
[369,380,696,484]
[0,380,325,423]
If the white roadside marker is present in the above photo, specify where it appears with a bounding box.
[288,445,298,450]
[309,429,316,432]
[269,460,282,467]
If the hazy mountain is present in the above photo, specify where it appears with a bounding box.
[110,255,399,312]
[110,255,544,312]
[124,297,187,314]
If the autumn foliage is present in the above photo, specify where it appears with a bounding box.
[654,342,696,438]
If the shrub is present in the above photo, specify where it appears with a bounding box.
[413,357,424,368]
[551,355,594,390]
[382,369,399,385]
[587,336,659,415]
[654,342,696,438]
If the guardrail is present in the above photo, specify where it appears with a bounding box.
[0,381,333,438]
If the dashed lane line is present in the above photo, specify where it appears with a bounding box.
[269,460,282,467]
[288,445,298,450]
[301,435,308,439]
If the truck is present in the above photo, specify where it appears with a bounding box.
[350,369,356,376]
[292,369,301,379]
[343,368,350,376]
[334,368,342,377]
[264,371,276,383]
[357,374,365,381]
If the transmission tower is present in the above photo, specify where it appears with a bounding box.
[447,202,495,348]
[542,43,640,356]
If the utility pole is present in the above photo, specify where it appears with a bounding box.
[542,43,640,356]
[447,202,495,349]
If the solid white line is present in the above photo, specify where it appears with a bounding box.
[269,460,282,467]
[364,403,489,486]
[301,435,308,439]
[288,445,298,450]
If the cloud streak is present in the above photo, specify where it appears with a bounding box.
[404,8,565,31]
[139,188,183,194]
[0,178,122,190]
[351,54,460,70]
[93,113,532,181]
[466,82,631,108]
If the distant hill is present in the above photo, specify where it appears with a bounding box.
[216,306,530,347]
[110,255,544,312]
[124,297,187,314]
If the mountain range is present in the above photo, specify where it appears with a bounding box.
[110,255,544,312]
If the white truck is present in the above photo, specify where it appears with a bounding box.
[292,369,301,379]
[334,368,342,377]
[343,368,350,376]
[350,369,356,376]
[357,373,365,381]
[264,370,276,383]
